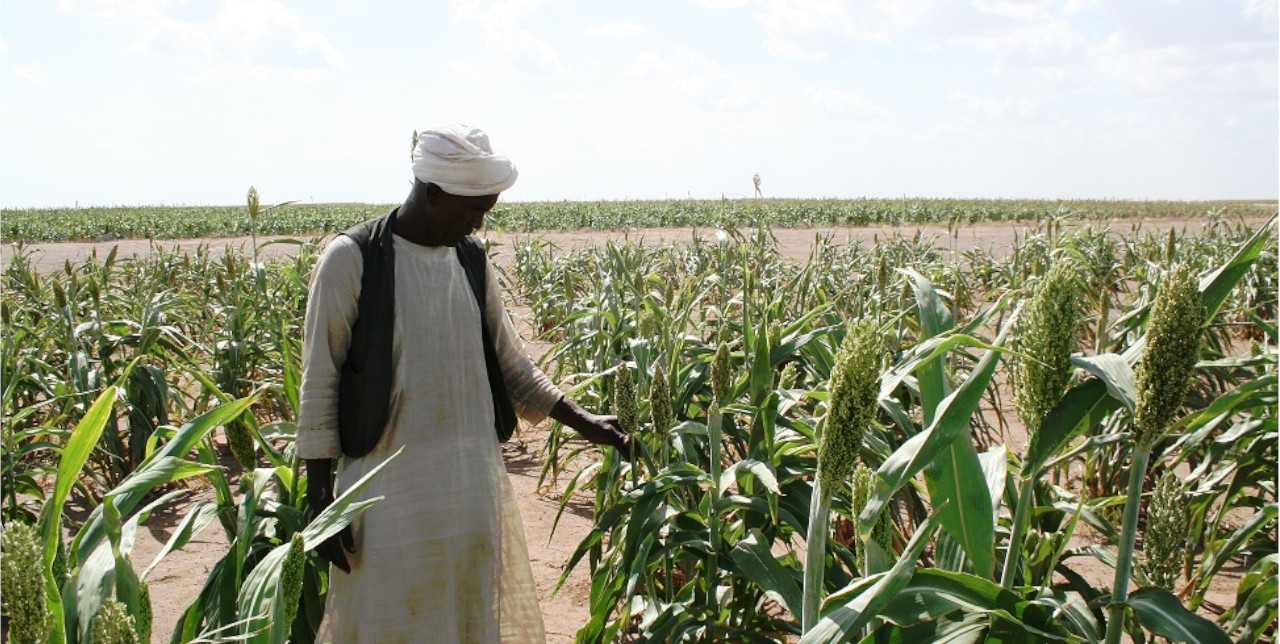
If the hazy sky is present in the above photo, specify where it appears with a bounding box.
[2,0,1276,208]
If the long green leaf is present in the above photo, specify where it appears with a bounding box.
[38,381,122,644]
[73,392,260,563]
[801,511,943,644]
[1128,587,1232,644]
[142,501,219,580]
[1197,215,1275,320]
[300,447,404,548]
[1022,378,1117,476]
[729,528,803,616]
[858,312,1014,551]
[1069,353,1138,414]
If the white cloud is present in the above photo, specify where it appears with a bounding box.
[14,64,51,88]
[58,0,346,80]
[691,0,750,8]
[806,87,890,120]
[452,0,562,73]
[1241,0,1278,30]
[947,89,1039,120]
[0,38,9,54]
[633,47,759,110]
[587,21,647,39]
[1092,31,1277,101]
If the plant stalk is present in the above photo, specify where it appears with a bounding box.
[1104,445,1151,644]
[802,478,831,634]
[1000,473,1036,590]
[704,409,724,642]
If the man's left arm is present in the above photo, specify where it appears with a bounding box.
[482,259,631,456]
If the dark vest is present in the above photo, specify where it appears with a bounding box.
[336,211,518,458]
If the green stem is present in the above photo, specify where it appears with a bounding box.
[705,409,723,643]
[1104,445,1151,644]
[1000,473,1036,590]
[802,479,831,634]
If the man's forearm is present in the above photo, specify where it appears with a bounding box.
[306,458,335,504]
[549,395,593,434]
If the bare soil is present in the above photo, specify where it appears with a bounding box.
[10,215,1269,643]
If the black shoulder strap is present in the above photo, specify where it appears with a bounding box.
[456,237,519,443]
[335,213,396,458]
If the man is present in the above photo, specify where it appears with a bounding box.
[296,124,630,643]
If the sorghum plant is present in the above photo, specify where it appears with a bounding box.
[803,319,884,633]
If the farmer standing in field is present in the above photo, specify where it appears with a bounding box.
[296,124,631,643]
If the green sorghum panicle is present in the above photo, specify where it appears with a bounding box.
[818,320,884,493]
[850,464,893,564]
[52,528,68,587]
[226,419,257,471]
[1134,264,1205,446]
[1141,470,1189,591]
[711,343,732,406]
[649,362,673,434]
[136,581,152,644]
[1,522,55,644]
[1011,263,1080,434]
[281,533,306,630]
[614,364,639,435]
[90,600,139,644]
[778,362,799,390]
[639,308,659,339]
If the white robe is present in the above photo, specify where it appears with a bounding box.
[296,233,561,644]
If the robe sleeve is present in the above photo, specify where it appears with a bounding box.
[482,258,564,424]
[296,236,363,459]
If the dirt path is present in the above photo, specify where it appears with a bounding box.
[15,215,1270,642]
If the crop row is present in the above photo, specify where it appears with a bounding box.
[3,198,1276,242]
[0,215,1275,643]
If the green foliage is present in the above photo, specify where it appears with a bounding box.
[5,199,1274,242]
[2,521,56,644]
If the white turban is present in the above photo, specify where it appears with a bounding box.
[411,125,518,196]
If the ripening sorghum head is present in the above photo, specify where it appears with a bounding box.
[1011,262,1081,434]
[1134,264,1205,446]
[818,320,884,494]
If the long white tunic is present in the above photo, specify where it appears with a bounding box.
[296,233,562,644]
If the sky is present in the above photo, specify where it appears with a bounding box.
[1,0,1276,208]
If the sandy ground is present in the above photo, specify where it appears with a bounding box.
[8,215,1271,643]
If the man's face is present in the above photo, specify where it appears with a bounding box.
[426,189,500,246]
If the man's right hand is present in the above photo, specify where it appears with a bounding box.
[306,458,357,574]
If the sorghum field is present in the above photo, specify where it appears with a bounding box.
[2,198,1276,644]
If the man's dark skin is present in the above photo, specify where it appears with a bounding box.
[306,180,633,573]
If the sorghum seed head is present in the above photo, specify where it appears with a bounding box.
[226,418,257,471]
[614,364,639,435]
[649,362,673,434]
[1011,262,1080,434]
[818,320,884,493]
[90,600,139,644]
[136,581,152,644]
[1,522,55,644]
[779,362,799,390]
[1141,470,1189,591]
[1134,264,1204,445]
[281,533,306,630]
[711,343,732,406]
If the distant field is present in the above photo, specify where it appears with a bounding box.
[2,198,1275,242]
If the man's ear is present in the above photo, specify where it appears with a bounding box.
[423,181,445,204]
